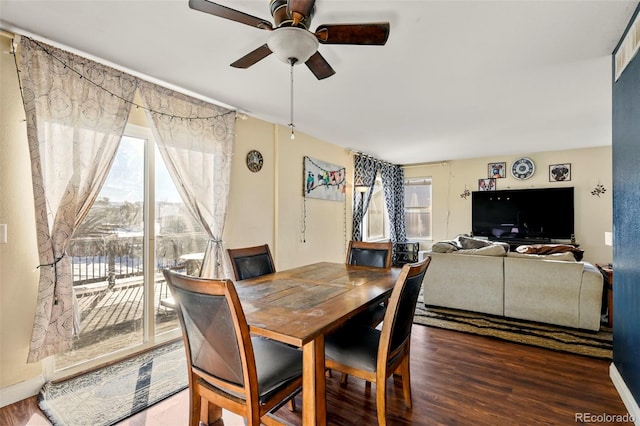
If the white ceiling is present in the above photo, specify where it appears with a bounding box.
[0,1,636,164]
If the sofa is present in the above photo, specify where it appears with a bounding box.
[422,236,604,331]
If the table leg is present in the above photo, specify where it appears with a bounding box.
[302,335,326,426]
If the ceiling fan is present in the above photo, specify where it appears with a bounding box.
[188,0,390,80]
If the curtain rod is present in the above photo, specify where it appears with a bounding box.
[402,161,449,169]
[0,24,238,112]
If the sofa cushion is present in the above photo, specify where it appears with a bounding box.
[506,251,576,262]
[455,245,507,257]
[515,244,584,261]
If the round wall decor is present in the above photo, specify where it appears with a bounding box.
[511,157,535,180]
[246,150,263,173]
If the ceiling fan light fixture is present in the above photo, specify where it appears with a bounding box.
[267,27,319,64]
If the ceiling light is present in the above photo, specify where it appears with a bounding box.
[267,27,319,64]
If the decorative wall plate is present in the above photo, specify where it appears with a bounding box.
[246,150,263,173]
[511,157,535,180]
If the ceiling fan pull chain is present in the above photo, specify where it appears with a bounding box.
[289,58,296,140]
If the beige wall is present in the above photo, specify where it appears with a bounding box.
[404,147,613,265]
[225,117,353,270]
[0,36,44,393]
[0,33,612,403]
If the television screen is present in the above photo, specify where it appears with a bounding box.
[471,187,574,241]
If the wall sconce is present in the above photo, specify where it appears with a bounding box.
[591,184,606,197]
[460,186,470,199]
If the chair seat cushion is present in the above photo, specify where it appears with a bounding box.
[252,337,303,403]
[325,326,381,373]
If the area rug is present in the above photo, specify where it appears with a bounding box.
[38,340,188,426]
[414,303,613,360]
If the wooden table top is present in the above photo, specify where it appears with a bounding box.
[235,262,402,347]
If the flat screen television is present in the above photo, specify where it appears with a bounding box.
[471,187,574,241]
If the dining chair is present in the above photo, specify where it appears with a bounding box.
[227,244,276,281]
[346,240,393,269]
[162,269,303,426]
[345,240,393,328]
[324,257,431,426]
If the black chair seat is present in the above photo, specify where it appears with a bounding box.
[325,326,380,373]
[252,337,303,403]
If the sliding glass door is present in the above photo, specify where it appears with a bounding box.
[55,126,206,372]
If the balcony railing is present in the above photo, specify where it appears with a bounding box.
[69,233,207,284]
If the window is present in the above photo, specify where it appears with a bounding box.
[362,176,432,242]
[362,176,389,241]
[404,178,432,240]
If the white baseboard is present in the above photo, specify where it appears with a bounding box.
[0,375,45,408]
[610,362,640,425]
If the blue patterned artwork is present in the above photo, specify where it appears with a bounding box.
[303,156,346,201]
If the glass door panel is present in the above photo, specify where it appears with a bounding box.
[57,136,145,369]
[153,145,207,337]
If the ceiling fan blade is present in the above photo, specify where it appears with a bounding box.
[305,51,335,80]
[315,23,390,45]
[230,44,273,68]
[189,0,273,30]
[287,0,316,26]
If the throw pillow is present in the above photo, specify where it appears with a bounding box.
[507,251,576,262]
[516,244,584,261]
[455,235,492,249]
[454,245,507,256]
[431,241,459,253]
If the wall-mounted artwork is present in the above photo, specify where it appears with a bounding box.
[303,156,346,201]
[478,178,496,191]
[488,162,506,178]
[549,163,571,182]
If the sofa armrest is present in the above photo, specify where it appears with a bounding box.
[578,263,604,331]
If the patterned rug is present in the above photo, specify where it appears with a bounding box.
[38,340,188,426]
[414,303,613,360]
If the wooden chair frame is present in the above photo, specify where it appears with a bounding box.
[163,270,301,426]
[325,258,431,426]
[346,240,393,269]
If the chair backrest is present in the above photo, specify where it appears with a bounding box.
[227,244,276,281]
[346,240,393,269]
[162,269,254,394]
[379,256,431,358]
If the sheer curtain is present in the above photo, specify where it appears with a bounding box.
[18,37,137,362]
[138,81,235,279]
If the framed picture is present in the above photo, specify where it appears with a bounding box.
[478,178,496,191]
[303,156,346,201]
[549,163,571,182]
[488,162,506,179]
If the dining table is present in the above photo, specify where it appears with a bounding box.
[234,261,402,426]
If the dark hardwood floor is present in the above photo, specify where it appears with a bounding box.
[0,324,631,425]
